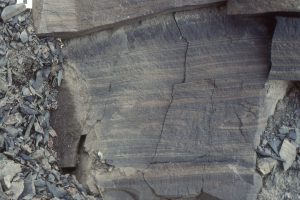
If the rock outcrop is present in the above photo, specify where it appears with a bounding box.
[32,0,225,38]
[227,0,300,14]
[49,5,279,199]
[269,17,300,80]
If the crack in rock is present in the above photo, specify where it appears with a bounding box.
[208,79,217,158]
[151,12,189,163]
[83,82,112,136]
[142,172,171,200]
[234,107,248,143]
[143,171,215,200]
[173,12,189,83]
[150,154,208,165]
[237,102,258,119]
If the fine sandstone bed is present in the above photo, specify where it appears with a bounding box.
[32,0,300,200]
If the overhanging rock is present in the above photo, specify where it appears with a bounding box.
[32,0,225,38]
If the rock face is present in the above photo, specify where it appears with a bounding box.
[269,17,300,80]
[51,5,278,199]
[227,0,300,14]
[32,0,225,38]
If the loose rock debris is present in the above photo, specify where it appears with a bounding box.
[257,85,300,200]
[0,1,98,199]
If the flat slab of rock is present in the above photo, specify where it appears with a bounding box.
[257,158,277,175]
[54,5,275,199]
[1,3,26,22]
[32,0,225,38]
[279,139,297,171]
[269,17,300,80]
[227,0,300,14]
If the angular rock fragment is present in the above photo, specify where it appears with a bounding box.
[20,104,39,115]
[47,182,67,198]
[34,121,44,134]
[34,178,46,193]
[5,112,23,125]
[268,139,281,155]
[32,149,44,160]
[0,160,22,179]
[20,173,36,198]
[1,3,26,21]
[4,126,22,137]
[279,125,290,135]
[2,175,12,190]
[257,158,277,175]
[279,139,297,171]
[8,179,24,199]
[24,116,35,139]
[20,30,28,43]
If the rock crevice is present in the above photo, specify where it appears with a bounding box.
[151,12,190,163]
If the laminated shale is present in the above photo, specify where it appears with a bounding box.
[31,1,300,200]
[52,5,281,200]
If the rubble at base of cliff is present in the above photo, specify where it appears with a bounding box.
[257,85,300,200]
[0,1,99,199]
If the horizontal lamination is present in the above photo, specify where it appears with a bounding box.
[269,16,300,80]
[68,43,187,61]
[33,0,226,37]
[188,37,270,47]
[55,6,271,200]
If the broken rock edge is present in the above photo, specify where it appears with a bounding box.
[33,1,226,39]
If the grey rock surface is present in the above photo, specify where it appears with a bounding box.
[1,3,26,21]
[269,17,300,81]
[54,5,277,200]
[32,0,226,38]
[0,160,21,180]
[257,158,277,175]
[20,30,29,43]
[279,139,297,171]
[227,0,300,14]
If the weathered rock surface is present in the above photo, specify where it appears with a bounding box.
[227,0,300,14]
[32,0,225,38]
[52,5,277,199]
[269,17,300,80]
